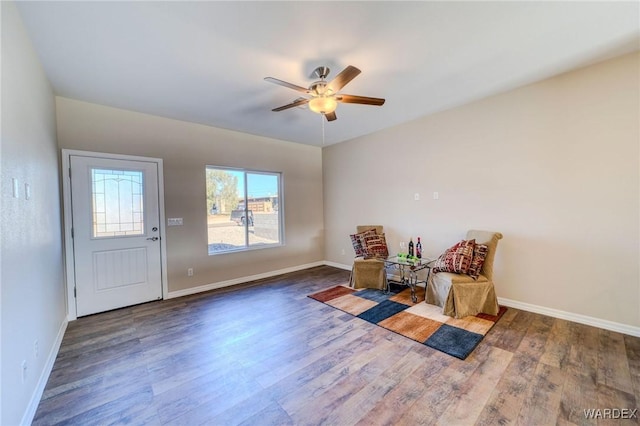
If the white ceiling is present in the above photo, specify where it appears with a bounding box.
[15,1,640,147]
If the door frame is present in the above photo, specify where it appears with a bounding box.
[61,149,169,320]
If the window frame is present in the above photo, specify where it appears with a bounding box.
[206,165,284,255]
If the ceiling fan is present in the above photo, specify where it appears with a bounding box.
[264,65,385,122]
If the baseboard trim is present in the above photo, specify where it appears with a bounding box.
[166,261,326,299]
[323,260,352,271]
[498,297,640,337]
[21,318,68,426]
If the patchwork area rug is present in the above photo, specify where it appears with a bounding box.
[308,284,506,360]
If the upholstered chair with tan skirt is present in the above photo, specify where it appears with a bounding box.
[349,225,387,290]
[425,230,502,318]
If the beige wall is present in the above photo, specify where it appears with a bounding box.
[55,97,324,293]
[1,2,66,424]
[324,52,640,328]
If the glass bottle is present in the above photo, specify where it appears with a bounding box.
[408,238,414,257]
[416,237,422,259]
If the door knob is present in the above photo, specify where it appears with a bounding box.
[146,237,159,241]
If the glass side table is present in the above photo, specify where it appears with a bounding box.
[383,256,433,303]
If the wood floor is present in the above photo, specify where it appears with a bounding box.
[34,266,639,425]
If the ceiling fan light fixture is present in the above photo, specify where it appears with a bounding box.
[265,65,384,121]
[308,96,337,114]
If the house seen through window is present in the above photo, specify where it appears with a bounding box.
[206,166,282,254]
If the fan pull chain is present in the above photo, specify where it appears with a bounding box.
[321,114,326,145]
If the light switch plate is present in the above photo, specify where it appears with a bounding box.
[167,218,183,226]
[12,178,19,198]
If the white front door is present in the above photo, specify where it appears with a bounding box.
[70,155,163,316]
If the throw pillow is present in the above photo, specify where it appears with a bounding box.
[432,239,475,275]
[350,229,377,257]
[467,243,488,280]
[363,233,389,259]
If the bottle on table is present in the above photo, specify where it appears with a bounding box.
[416,237,422,259]
[408,238,414,257]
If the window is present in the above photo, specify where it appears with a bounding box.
[206,166,283,254]
[91,168,144,238]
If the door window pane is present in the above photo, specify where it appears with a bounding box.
[91,168,144,238]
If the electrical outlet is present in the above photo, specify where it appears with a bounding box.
[187,268,194,277]
[34,340,39,358]
[22,360,27,383]
[414,192,420,201]
[433,192,439,200]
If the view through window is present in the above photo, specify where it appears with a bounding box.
[206,167,282,254]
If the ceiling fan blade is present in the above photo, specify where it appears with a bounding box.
[326,65,361,93]
[325,111,337,122]
[271,98,309,112]
[264,77,310,94]
[337,94,385,106]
